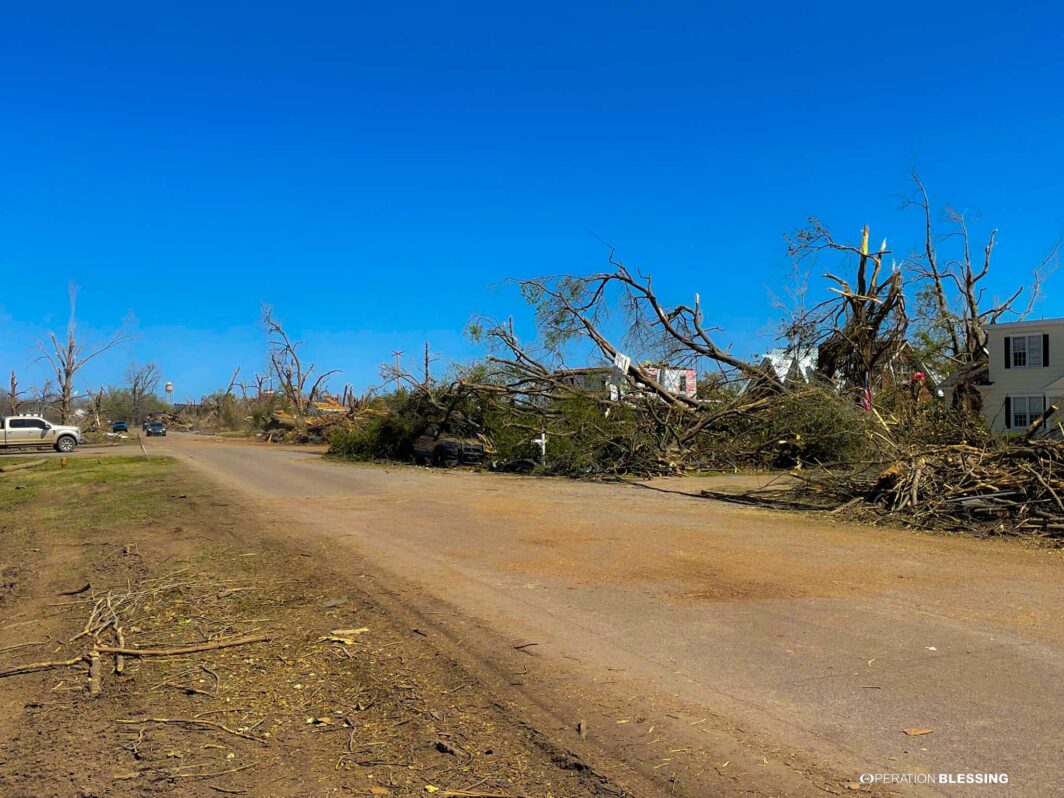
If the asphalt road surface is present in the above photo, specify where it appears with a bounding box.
[150,434,1064,797]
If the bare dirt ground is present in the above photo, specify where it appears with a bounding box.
[0,457,626,797]
[4,437,1063,797]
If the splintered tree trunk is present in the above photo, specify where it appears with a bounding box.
[1024,404,1058,442]
[91,389,103,432]
[61,368,75,424]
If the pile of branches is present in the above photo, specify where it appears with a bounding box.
[264,407,353,442]
[791,408,1064,537]
[0,579,270,691]
[148,411,194,432]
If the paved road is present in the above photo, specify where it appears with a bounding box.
[152,434,1064,797]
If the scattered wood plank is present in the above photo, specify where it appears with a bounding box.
[0,459,47,473]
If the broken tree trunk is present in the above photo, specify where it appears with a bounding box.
[1023,404,1058,443]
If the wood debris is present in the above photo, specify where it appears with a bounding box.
[799,437,1064,537]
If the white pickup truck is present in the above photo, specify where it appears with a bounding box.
[0,415,82,453]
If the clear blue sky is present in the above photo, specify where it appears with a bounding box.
[2,2,1062,400]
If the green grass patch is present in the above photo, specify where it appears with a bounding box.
[0,456,177,534]
[0,456,34,467]
[80,431,138,446]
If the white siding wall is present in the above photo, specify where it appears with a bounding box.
[983,323,1064,434]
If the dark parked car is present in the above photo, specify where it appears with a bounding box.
[145,422,167,437]
[490,458,537,474]
[412,425,485,467]
[112,420,129,433]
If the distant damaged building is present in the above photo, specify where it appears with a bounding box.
[557,362,697,401]
[754,348,817,388]
[648,365,698,399]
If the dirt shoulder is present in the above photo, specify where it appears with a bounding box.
[0,456,628,798]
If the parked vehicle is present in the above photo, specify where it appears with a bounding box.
[490,458,537,474]
[412,425,485,467]
[145,422,167,437]
[112,420,129,433]
[0,415,82,453]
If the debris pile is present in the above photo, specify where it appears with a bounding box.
[263,407,355,443]
[146,411,194,432]
[795,438,1064,538]
[0,577,270,688]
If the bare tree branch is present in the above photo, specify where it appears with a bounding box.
[36,285,132,423]
[262,305,339,433]
[125,361,161,424]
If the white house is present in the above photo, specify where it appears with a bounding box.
[977,318,1064,434]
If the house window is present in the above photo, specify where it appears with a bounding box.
[1011,395,1045,429]
[1012,335,1043,368]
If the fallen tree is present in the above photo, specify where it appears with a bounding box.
[710,402,1061,539]
[796,444,1064,538]
[325,179,1062,523]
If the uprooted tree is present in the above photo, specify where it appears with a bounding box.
[464,258,792,467]
[331,246,903,475]
[334,252,841,474]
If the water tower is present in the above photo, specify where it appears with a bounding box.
[165,381,174,406]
